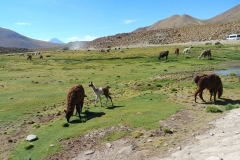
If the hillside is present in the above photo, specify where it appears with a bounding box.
[86,4,240,49]
[0,28,66,49]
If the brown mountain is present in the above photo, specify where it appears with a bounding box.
[85,4,240,49]
[133,4,240,32]
[0,27,66,49]
[206,4,240,24]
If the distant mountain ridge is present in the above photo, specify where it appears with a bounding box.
[0,28,66,49]
[133,4,240,32]
[48,38,65,44]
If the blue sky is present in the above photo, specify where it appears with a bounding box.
[0,0,239,43]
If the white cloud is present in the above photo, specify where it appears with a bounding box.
[67,35,98,42]
[122,19,138,24]
[14,22,30,26]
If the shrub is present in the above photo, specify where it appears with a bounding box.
[225,104,240,110]
[206,106,222,113]
[171,88,177,92]
[25,143,34,150]
[230,72,236,76]
[156,84,162,87]
[61,122,69,127]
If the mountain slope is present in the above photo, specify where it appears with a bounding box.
[207,4,240,24]
[0,28,65,49]
[48,38,65,44]
[147,14,205,30]
[133,4,240,32]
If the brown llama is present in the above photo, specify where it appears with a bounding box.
[27,55,32,60]
[64,84,85,123]
[174,48,179,56]
[89,81,113,107]
[198,49,212,59]
[194,74,223,103]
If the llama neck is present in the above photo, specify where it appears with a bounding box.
[91,85,98,93]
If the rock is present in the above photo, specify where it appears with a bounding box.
[84,150,95,155]
[118,146,132,154]
[206,156,223,160]
[106,143,112,148]
[26,134,38,141]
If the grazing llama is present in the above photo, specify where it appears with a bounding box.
[89,81,113,107]
[64,84,85,122]
[183,47,192,54]
[194,74,223,103]
[198,49,212,59]
[174,48,179,56]
[158,51,169,61]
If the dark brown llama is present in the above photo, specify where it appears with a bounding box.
[64,84,85,123]
[174,48,179,56]
[194,74,223,103]
[27,55,32,60]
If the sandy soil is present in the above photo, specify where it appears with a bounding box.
[157,108,240,160]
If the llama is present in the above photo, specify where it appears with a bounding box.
[183,47,192,54]
[198,49,212,59]
[194,74,223,103]
[158,51,169,61]
[39,55,43,59]
[27,55,32,60]
[64,84,85,122]
[89,81,113,107]
[174,48,179,56]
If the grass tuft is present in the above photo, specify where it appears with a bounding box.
[206,106,222,113]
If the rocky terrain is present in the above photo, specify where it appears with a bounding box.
[85,20,240,49]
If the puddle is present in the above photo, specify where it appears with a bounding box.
[215,69,240,76]
[214,66,240,76]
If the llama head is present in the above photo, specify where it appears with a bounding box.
[64,110,72,123]
[88,81,94,87]
[194,76,201,84]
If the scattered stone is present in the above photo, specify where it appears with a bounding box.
[210,132,215,136]
[84,150,95,155]
[106,143,112,148]
[118,146,132,154]
[235,131,239,134]
[26,134,38,141]
[206,156,223,160]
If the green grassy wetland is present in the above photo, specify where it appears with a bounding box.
[0,44,240,159]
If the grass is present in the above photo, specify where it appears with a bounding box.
[0,44,240,159]
[206,106,223,113]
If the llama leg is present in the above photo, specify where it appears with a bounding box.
[105,96,108,106]
[209,90,213,101]
[76,104,81,121]
[109,95,113,106]
[213,91,217,102]
[99,96,102,107]
[94,95,98,106]
[199,91,205,102]
[194,89,202,103]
